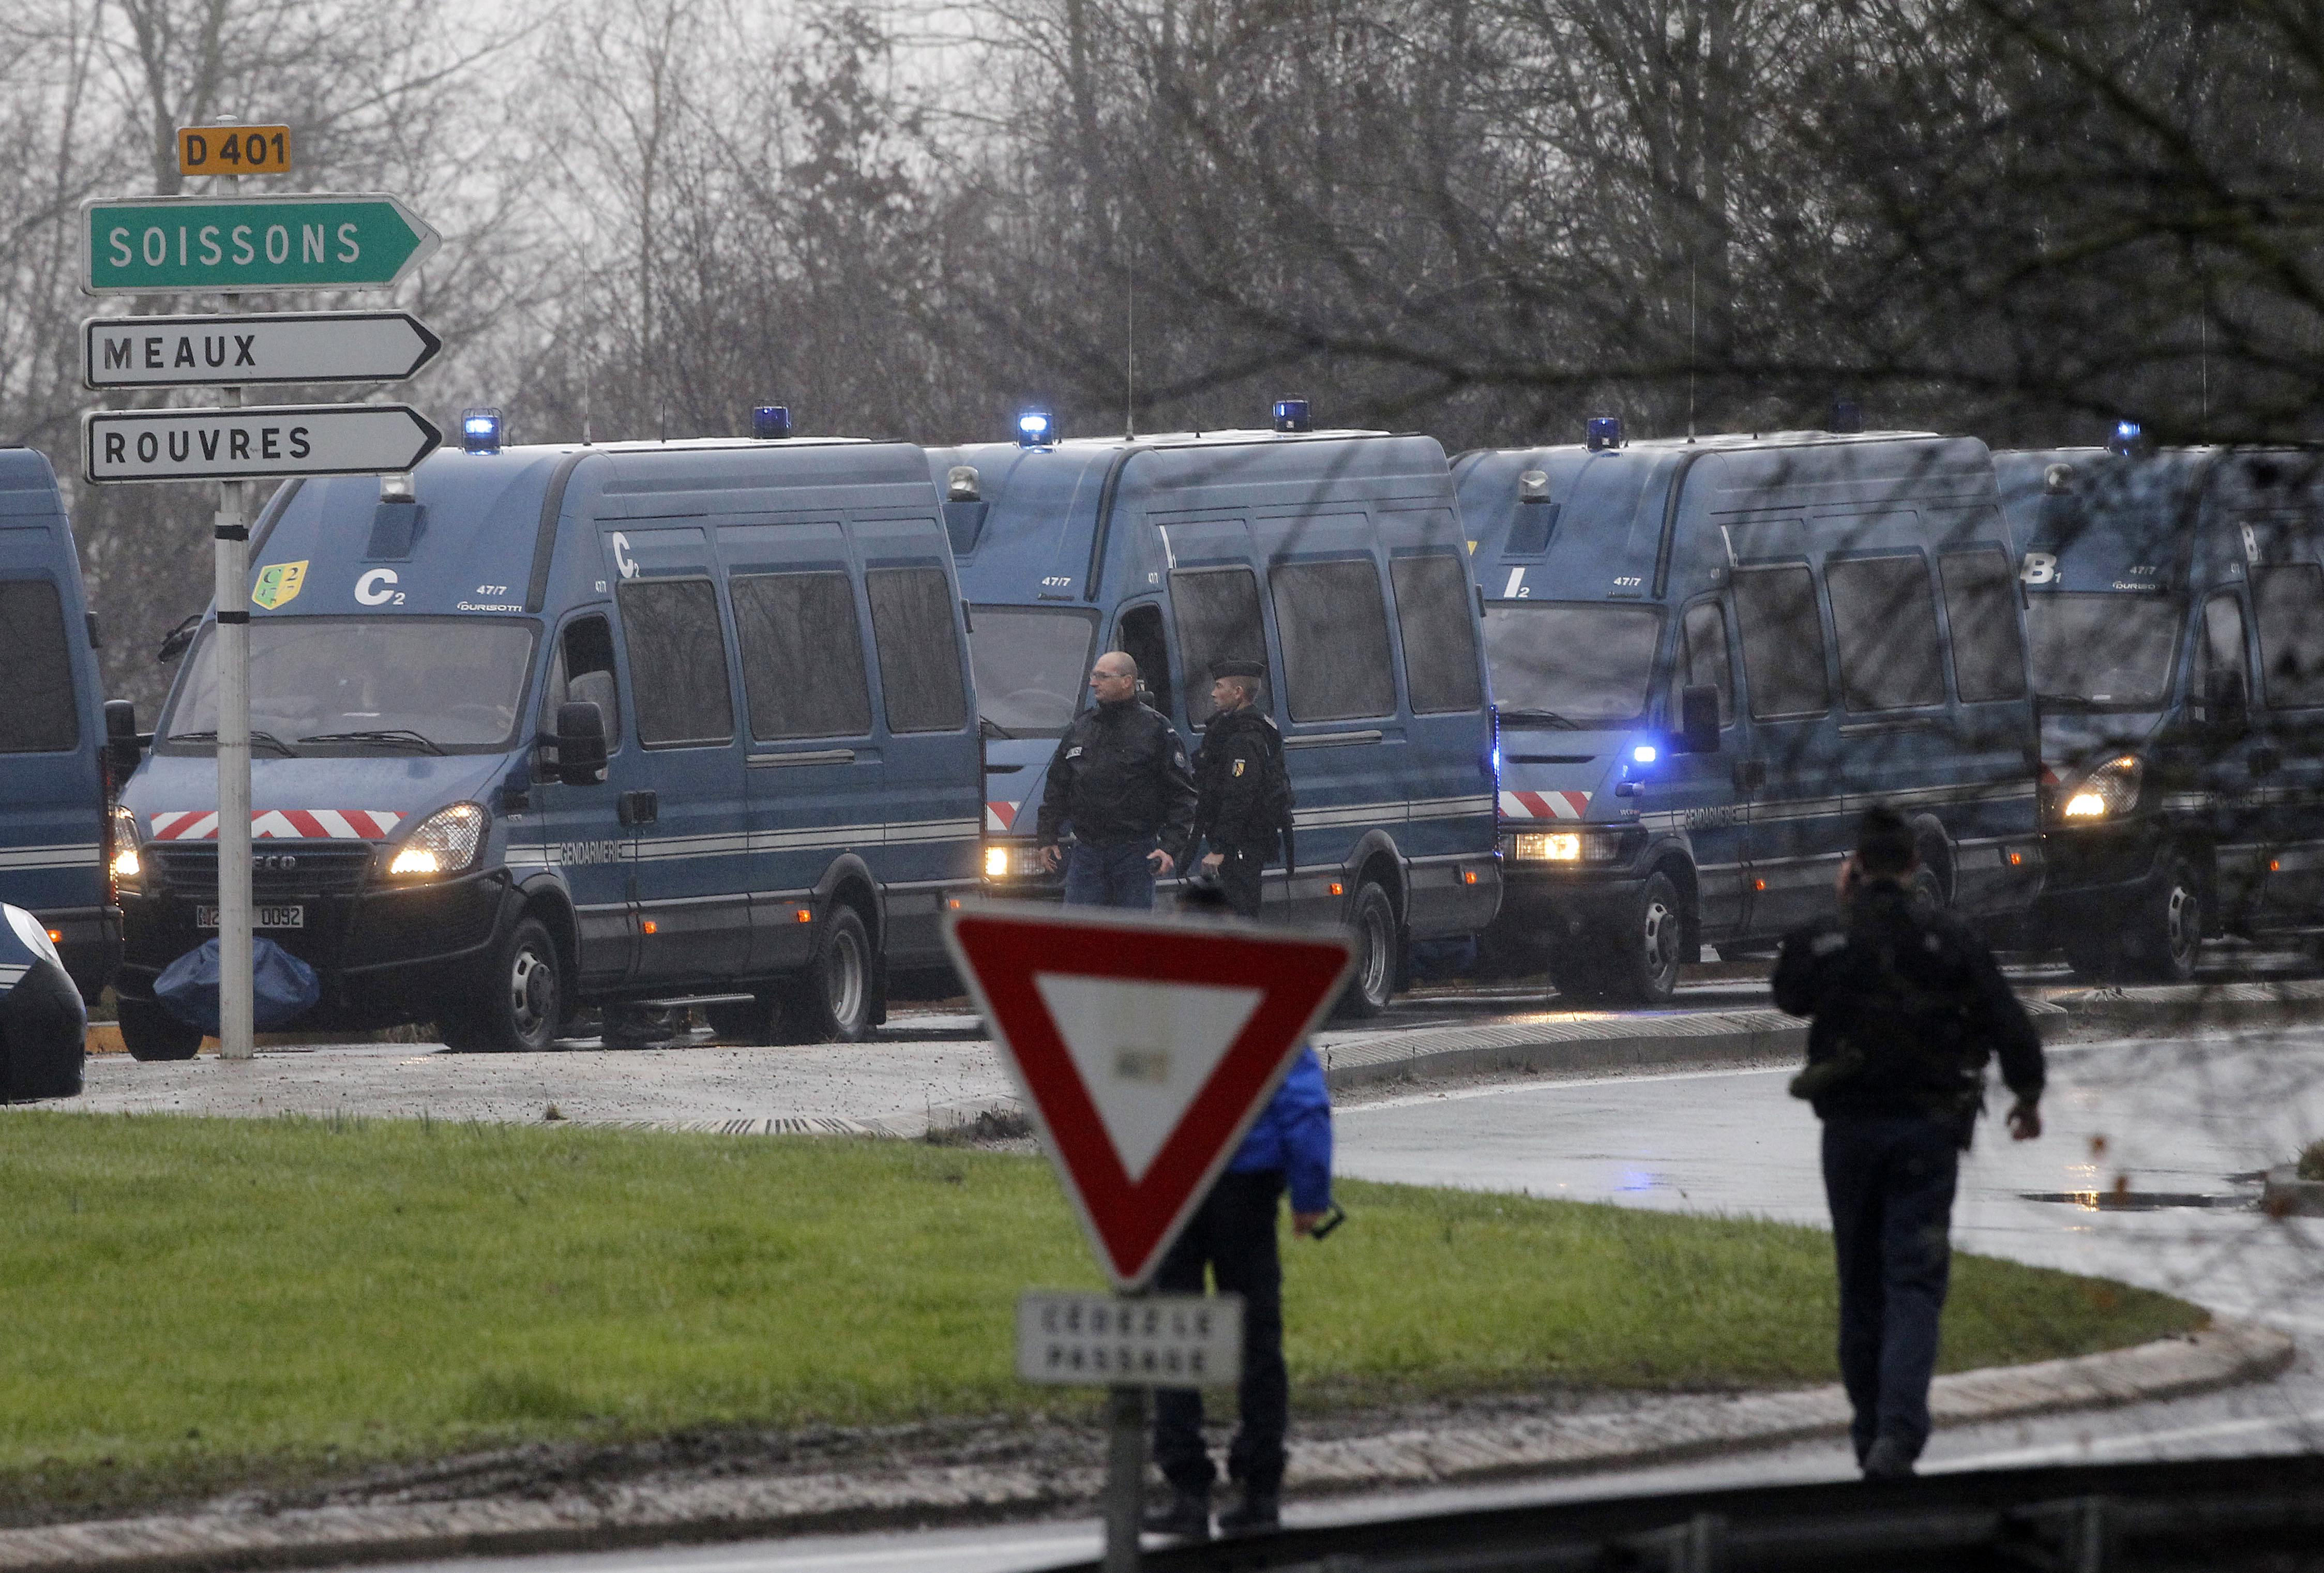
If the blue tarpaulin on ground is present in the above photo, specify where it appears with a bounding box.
[155,937,320,1034]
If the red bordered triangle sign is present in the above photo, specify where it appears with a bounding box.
[945,906,1353,1289]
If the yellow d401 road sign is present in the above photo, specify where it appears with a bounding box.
[177,125,291,177]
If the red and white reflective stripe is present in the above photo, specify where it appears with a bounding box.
[1498,790,1591,821]
[985,800,1021,833]
[147,809,405,841]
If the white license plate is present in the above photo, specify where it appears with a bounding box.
[195,904,304,929]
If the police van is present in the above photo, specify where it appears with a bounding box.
[1,447,128,1002]
[2000,438,2324,979]
[934,407,1501,1015]
[111,417,982,1057]
[1455,425,2045,1002]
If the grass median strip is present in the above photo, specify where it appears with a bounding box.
[0,1113,2200,1516]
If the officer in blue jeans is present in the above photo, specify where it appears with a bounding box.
[1773,805,2044,1481]
[1036,651,1196,908]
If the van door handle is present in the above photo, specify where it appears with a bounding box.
[1732,759,1765,793]
[619,789,659,826]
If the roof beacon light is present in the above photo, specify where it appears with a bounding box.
[460,407,502,455]
[1273,398,1311,433]
[752,405,792,440]
[1518,469,1552,504]
[1586,416,1623,451]
[2107,419,2145,457]
[946,465,982,502]
[1016,409,1054,447]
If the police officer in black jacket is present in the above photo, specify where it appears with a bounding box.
[1191,659,1293,919]
[1773,805,2044,1481]
[1036,651,1197,908]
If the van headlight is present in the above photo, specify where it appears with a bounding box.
[2059,755,2143,821]
[1502,829,1634,863]
[389,802,488,877]
[982,842,1045,881]
[108,804,142,884]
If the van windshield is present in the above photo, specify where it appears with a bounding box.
[1483,601,1663,724]
[969,607,1097,736]
[2026,593,2183,708]
[165,617,539,752]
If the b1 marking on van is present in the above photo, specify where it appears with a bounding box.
[2020,552,2058,585]
[355,567,402,606]
[1502,567,1529,598]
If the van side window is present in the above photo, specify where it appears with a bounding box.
[541,614,622,740]
[731,572,872,739]
[1390,554,1485,713]
[617,579,735,746]
[0,581,79,753]
[1172,567,1266,727]
[1826,555,1945,712]
[2195,591,2248,699]
[1270,559,1396,721]
[1939,550,2029,703]
[1114,603,1173,717]
[2252,565,2324,707]
[1678,601,1733,726]
[1732,567,1830,719]
[865,567,968,733]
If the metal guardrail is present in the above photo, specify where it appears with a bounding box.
[1084,1455,2324,1571]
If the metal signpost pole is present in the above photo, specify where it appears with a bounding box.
[210,123,253,1061]
[1101,1376,1149,1573]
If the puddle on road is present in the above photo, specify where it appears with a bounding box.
[2020,1188,2258,1212]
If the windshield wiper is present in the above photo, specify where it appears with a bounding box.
[169,729,299,756]
[297,728,447,755]
[1498,707,1582,730]
[978,716,1015,740]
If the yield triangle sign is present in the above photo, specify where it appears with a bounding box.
[946,906,1353,1289]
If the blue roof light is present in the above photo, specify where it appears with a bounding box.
[460,407,502,455]
[1016,409,1054,447]
[752,405,792,440]
[1273,398,1311,433]
[1586,415,1623,451]
[2107,419,2149,457]
[1632,744,1657,764]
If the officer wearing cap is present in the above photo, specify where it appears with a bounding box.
[1191,659,1293,919]
[1773,805,2044,1481]
[1035,651,1197,908]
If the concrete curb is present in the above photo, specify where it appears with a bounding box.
[2053,978,2324,1026]
[0,1321,2286,1573]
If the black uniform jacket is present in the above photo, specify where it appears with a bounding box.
[1772,881,2045,1126]
[1036,698,1197,864]
[1192,703,1289,862]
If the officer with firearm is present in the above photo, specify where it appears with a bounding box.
[1035,651,1197,909]
[1773,805,2044,1481]
[1191,659,1294,919]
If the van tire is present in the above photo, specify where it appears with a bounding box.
[445,917,563,1052]
[1599,871,1686,1004]
[779,906,872,1043]
[118,997,201,1062]
[1333,882,1398,1019]
[2122,857,2202,982]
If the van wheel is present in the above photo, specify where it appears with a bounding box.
[445,917,563,1052]
[2122,858,2202,982]
[779,906,872,1043]
[1598,872,1685,1005]
[118,997,201,1062]
[1333,882,1399,1020]
[705,996,777,1045]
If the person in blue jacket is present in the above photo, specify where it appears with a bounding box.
[1144,883,1335,1542]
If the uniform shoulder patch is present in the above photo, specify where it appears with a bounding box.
[1232,758,1246,777]
[1064,746,1083,759]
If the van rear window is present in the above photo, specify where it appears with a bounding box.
[1271,559,1396,722]
[1391,554,1484,714]
[1733,567,1830,719]
[866,568,968,733]
[1826,555,1944,712]
[2253,565,2324,709]
[1483,602,1661,724]
[0,580,79,754]
[731,573,872,740]
[619,579,736,747]
[1172,568,1266,728]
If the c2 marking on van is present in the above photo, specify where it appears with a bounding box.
[1502,567,1528,598]
[609,532,639,580]
[354,567,401,606]
[2020,552,2058,585]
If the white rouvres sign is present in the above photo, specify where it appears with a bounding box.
[82,403,441,482]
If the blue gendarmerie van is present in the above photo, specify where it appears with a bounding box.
[932,409,1502,1015]
[1,447,127,1002]
[1454,424,2046,1002]
[112,422,983,1058]
[1999,438,2324,979]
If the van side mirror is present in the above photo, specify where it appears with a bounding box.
[156,612,201,664]
[104,699,142,775]
[2206,669,2249,735]
[554,701,609,786]
[1677,685,1722,754]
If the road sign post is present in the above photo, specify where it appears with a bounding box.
[213,142,253,1062]
[946,906,1352,1571]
